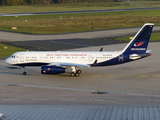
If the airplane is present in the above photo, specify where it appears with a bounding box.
[5,23,154,77]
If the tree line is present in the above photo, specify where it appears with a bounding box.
[0,0,125,6]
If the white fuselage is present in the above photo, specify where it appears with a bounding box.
[5,51,122,66]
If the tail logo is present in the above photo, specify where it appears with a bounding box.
[134,41,143,47]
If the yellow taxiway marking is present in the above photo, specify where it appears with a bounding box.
[138,75,149,77]
[106,75,116,77]
[152,75,160,77]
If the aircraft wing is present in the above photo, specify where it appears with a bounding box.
[48,62,90,67]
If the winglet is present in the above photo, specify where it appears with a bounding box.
[90,59,98,67]
[93,59,97,65]
[99,47,103,52]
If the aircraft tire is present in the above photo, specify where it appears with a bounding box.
[77,70,81,74]
[70,72,75,77]
[75,73,80,77]
[23,72,27,75]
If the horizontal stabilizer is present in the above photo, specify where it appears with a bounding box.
[146,50,152,53]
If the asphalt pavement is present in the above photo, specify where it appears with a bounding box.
[0,7,160,17]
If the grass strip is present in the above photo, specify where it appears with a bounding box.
[0,10,160,34]
[0,43,26,57]
[115,32,160,42]
[132,1,160,7]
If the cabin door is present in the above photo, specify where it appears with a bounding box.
[20,54,24,62]
[88,55,93,62]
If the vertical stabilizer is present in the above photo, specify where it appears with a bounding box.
[122,23,154,54]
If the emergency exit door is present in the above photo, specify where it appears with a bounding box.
[119,54,123,62]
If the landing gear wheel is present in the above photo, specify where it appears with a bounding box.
[23,72,27,75]
[77,70,81,74]
[70,67,82,77]
[75,73,80,77]
[70,72,75,77]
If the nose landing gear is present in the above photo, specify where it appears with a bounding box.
[20,66,27,75]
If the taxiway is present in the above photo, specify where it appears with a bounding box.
[0,42,160,105]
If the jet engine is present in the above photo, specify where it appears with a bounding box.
[41,66,65,74]
[129,54,141,60]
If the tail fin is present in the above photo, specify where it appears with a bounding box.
[122,23,154,54]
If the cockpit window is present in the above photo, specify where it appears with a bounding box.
[11,56,15,58]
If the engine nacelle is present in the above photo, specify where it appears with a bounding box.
[41,66,65,74]
[129,54,141,60]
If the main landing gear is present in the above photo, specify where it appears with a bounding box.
[20,66,27,75]
[70,66,81,77]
